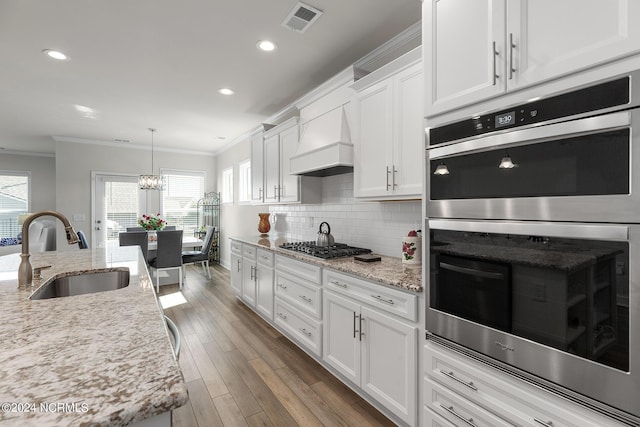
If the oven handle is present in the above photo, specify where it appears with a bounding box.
[439,262,505,280]
[429,110,631,160]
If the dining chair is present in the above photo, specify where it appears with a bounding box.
[118,231,149,262]
[181,226,215,281]
[163,225,176,230]
[126,226,145,232]
[77,230,89,249]
[148,230,183,292]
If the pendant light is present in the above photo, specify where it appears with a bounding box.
[499,151,518,169]
[138,128,164,190]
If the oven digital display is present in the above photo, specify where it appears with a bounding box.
[495,111,515,128]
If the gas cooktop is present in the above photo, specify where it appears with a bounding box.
[279,241,372,259]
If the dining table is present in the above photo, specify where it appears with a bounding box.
[147,235,203,251]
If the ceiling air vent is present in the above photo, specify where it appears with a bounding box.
[282,2,323,33]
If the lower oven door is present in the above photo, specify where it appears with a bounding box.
[427,219,638,421]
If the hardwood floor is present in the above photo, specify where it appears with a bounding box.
[158,264,397,427]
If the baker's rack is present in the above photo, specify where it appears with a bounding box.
[196,192,220,263]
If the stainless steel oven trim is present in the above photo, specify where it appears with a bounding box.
[428,219,629,241]
[429,110,631,159]
[426,220,640,421]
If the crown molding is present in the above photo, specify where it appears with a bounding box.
[0,149,55,158]
[52,135,216,156]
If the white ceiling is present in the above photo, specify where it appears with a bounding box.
[0,0,421,156]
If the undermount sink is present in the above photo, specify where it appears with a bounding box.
[30,268,130,300]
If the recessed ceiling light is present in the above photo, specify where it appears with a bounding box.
[218,88,234,96]
[73,104,98,119]
[43,49,68,60]
[257,40,277,52]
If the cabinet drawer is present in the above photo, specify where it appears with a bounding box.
[243,244,257,260]
[257,248,274,267]
[276,254,322,284]
[425,378,511,427]
[275,270,322,319]
[274,297,322,357]
[230,240,242,254]
[324,269,417,322]
[424,342,619,427]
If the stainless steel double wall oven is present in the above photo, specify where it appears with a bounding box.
[426,70,640,424]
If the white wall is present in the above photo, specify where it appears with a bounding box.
[268,173,421,258]
[55,141,216,249]
[215,136,265,268]
[0,152,56,212]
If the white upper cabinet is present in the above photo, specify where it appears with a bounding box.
[424,0,640,116]
[353,49,423,200]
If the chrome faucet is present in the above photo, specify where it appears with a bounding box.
[18,211,79,289]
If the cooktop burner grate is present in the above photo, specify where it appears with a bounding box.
[279,241,372,259]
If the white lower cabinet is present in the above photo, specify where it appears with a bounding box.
[230,251,242,294]
[274,297,322,357]
[324,286,417,426]
[255,249,274,320]
[424,341,625,427]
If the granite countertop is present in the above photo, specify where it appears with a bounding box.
[431,240,622,272]
[231,236,422,293]
[0,247,188,426]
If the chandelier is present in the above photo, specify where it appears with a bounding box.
[139,128,164,190]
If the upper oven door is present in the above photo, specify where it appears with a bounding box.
[428,109,640,223]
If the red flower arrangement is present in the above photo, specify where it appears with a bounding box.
[138,213,166,231]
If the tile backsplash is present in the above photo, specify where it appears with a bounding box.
[268,173,422,258]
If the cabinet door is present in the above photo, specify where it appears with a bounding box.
[361,306,417,426]
[507,0,640,91]
[354,79,394,198]
[323,291,361,385]
[423,0,506,116]
[256,265,274,320]
[278,125,301,203]
[264,134,280,202]
[241,259,257,307]
[250,132,265,203]
[393,64,423,197]
[230,252,242,294]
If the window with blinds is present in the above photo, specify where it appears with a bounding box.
[0,172,29,238]
[160,169,205,237]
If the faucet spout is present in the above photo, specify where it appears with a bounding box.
[18,210,79,289]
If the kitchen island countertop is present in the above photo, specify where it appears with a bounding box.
[0,246,188,426]
[231,236,422,293]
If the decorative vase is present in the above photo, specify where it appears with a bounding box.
[402,236,422,269]
[148,230,158,242]
[258,213,271,235]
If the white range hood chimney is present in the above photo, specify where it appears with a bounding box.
[290,106,353,177]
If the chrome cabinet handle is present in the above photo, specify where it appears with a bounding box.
[392,165,398,189]
[299,328,312,337]
[277,312,287,320]
[440,370,478,391]
[277,283,287,290]
[386,166,391,190]
[509,33,516,79]
[353,312,359,338]
[371,294,394,305]
[534,418,554,427]
[236,259,241,273]
[299,295,312,303]
[359,315,364,341]
[440,404,477,427]
[492,41,499,85]
[330,280,347,289]
[258,187,263,200]
[279,185,284,198]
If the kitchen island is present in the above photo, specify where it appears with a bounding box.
[0,246,188,427]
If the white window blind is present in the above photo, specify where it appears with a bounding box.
[222,167,233,204]
[0,171,30,238]
[238,159,251,203]
[160,169,205,237]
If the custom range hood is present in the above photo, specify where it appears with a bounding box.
[290,106,353,177]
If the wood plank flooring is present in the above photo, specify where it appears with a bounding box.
[159,264,397,427]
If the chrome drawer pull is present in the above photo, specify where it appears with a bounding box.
[440,370,478,391]
[299,295,312,303]
[277,283,287,290]
[440,404,477,427]
[299,328,312,337]
[371,294,394,305]
[277,312,287,320]
[330,280,347,288]
[534,418,553,427]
